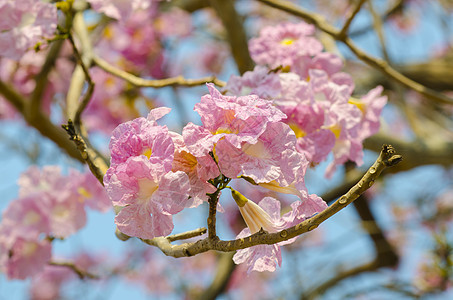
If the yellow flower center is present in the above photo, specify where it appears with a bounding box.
[348,97,366,114]
[329,123,342,139]
[23,211,41,226]
[142,148,152,159]
[22,242,38,257]
[280,38,295,46]
[78,187,93,199]
[288,122,306,138]
[53,205,70,219]
[137,179,159,204]
[242,141,272,159]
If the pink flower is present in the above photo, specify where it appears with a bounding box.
[231,195,285,274]
[30,265,74,300]
[225,65,281,99]
[349,86,388,140]
[105,156,191,239]
[16,166,87,238]
[109,107,174,171]
[0,229,51,280]
[0,0,57,60]
[75,172,112,212]
[0,194,51,239]
[183,83,286,157]
[249,22,323,70]
[282,194,328,227]
[155,7,192,38]
[281,103,336,164]
[96,7,165,76]
[215,121,305,185]
[232,192,327,274]
[171,132,219,208]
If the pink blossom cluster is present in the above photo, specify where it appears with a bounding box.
[104,107,207,239]
[0,166,111,279]
[0,0,57,60]
[29,251,107,299]
[105,84,327,272]
[0,45,74,120]
[227,21,387,177]
[95,5,192,78]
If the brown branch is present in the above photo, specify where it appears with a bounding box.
[353,196,398,266]
[141,228,207,246]
[367,0,390,62]
[302,197,398,299]
[338,0,367,38]
[209,0,255,74]
[0,80,83,162]
[138,145,401,257]
[93,56,226,88]
[256,0,453,105]
[303,260,380,299]
[62,12,109,185]
[349,0,404,38]
[207,190,221,241]
[62,120,108,185]
[200,252,236,300]
[67,33,95,128]
[363,133,453,172]
[49,260,99,280]
[30,39,64,113]
[170,0,210,12]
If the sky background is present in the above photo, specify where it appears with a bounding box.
[1,1,452,299]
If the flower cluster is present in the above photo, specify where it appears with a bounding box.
[227,21,387,177]
[104,108,202,239]
[0,166,111,279]
[0,0,57,60]
[105,81,327,272]
[101,21,386,275]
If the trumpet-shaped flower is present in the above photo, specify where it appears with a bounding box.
[109,107,174,171]
[0,224,51,280]
[215,121,305,185]
[231,191,327,274]
[225,66,281,99]
[183,83,286,157]
[171,132,219,208]
[105,156,191,239]
[249,22,323,70]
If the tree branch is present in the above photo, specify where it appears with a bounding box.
[93,56,225,88]
[256,0,453,105]
[0,80,83,162]
[140,145,402,257]
[209,0,255,74]
[338,0,367,38]
[49,260,99,280]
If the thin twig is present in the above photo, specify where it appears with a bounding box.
[49,260,99,280]
[62,120,108,185]
[0,80,83,161]
[142,227,207,245]
[339,0,367,38]
[67,33,95,128]
[93,56,226,88]
[256,0,453,106]
[30,39,64,113]
[367,0,390,62]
